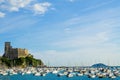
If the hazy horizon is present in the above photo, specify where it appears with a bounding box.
[0,0,120,66]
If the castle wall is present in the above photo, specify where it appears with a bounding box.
[3,42,29,59]
[18,48,28,58]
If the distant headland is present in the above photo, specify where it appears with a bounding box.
[91,63,108,68]
[0,42,44,68]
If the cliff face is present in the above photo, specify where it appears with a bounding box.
[0,56,44,68]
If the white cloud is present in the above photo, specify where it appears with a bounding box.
[83,0,115,11]
[64,28,71,33]
[0,0,52,15]
[53,31,109,49]
[33,2,51,14]
[0,12,5,18]
[69,0,75,2]
[8,0,32,12]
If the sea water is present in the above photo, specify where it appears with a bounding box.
[0,73,120,80]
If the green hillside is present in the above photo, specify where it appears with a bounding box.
[0,56,44,68]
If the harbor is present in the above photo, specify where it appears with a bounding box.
[0,66,120,80]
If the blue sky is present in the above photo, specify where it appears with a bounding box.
[0,0,120,66]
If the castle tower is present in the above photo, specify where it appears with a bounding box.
[3,42,12,58]
[5,42,11,53]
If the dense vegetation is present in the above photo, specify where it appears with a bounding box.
[0,56,44,68]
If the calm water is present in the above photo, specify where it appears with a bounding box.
[0,73,120,80]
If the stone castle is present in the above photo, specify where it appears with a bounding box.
[3,42,29,59]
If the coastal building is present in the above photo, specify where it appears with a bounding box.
[3,42,29,59]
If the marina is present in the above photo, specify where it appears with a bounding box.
[0,66,120,80]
